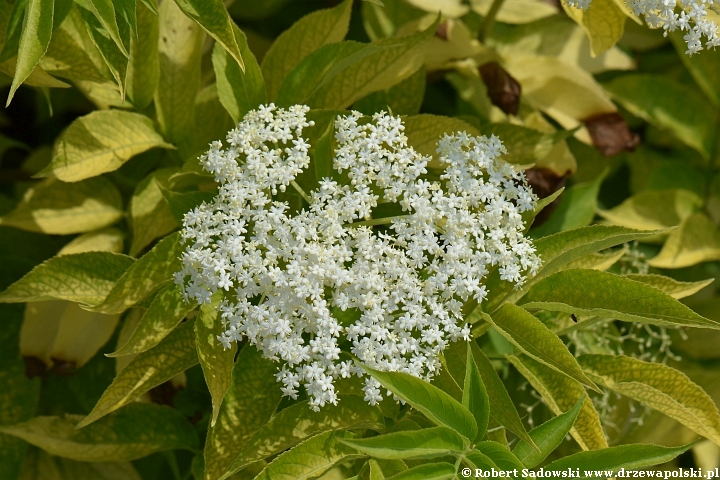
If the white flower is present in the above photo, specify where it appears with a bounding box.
[176,104,541,409]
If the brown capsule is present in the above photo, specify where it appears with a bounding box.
[584,112,640,157]
[479,62,522,116]
[23,356,48,379]
[435,21,450,40]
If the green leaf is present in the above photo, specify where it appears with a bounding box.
[480,124,567,167]
[82,0,129,56]
[18,450,143,480]
[39,111,172,182]
[0,252,134,305]
[76,320,197,428]
[562,0,626,56]
[172,0,244,72]
[212,24,265,124]
[354,65,426,116]
[523,188,564,231]
[0,0,29,65]
[463,344,489,443]
[125,0,158,110]
[385,463,455,480]
[58,227,124,256]
[474,441,524,471]
[513,396,584,468]
[544,443,693,476]
[108,283,196,357]
[625,274,713,299]
[519,269,720,329]
[277,19,436,109]
[467,343,537,450]
[155,0,204,156]
[227,395,384,476]
[314,120,335,182]
[7,0,54,106]
[507,354,608,450]
[648,213,720,268]
[261,0,353,101]
[360,364,478,441]
[196,297,235,426]
[670,32,720,106]
[561,250,624,272]
[128,169,178,256]
[253,430,364,480]
[579,354,720,446]
[486,305,600,391]
[162,188,217,224]
[484,225,672,312]
[88,232,183,314]
[114,0,137,39]
[207,346,283,480]
[604,74,717,159]
[598,189,702,233]
[369,459,386,480]
[0,177,123,235]
[191,83,236,154]
[340,427,466,459]
[530,174,604,238]
[0,403,197,462]
[402,114,480,168]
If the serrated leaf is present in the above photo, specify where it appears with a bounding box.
[191,83,235,154]
[354,65,426,116]
[486,305,599,391]
[277,19,436,109]
[579,354,720,446]
[108,283,196,357]
[402,114,480,168]
[88,232,183,314]
[523,188,564,231]
[254,430,364,480]
[0,177,123,235]
[40,111,172,182]
[261,0,352,101]
[562,0,625,56]
[128,169,178,256]
[648,213,720,268]
[598,189,702,233]
[155,0,203,156]
[57,227,124,256]
[625,274,713,299]
[114,0,136,39]
[7,0,54,105]
[196,297,235,426]
[507,354,608,450]
[212,24,265,124]
[361,364,477,441]
[475,441,524,471]
[531,174,604,238]
[463,344,489,443]
[520,268,720,329]
[162,188,217,224]
[227,394,384,476]
[604,74,717,159]
[340,427,466,459]
[125,0,158,110]
[484,225,672,312]
[513,396,584,468]
[544,443,693,475]
[0,252,134,305]
[83,0,129,56]
[561,250,625,272]
[208,346,283,480]
[1,403,197,462]
[386,463,455,480]
[172,0,244,72]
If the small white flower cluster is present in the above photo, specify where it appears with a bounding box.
[175,104,541,410]
[567,0,720,54]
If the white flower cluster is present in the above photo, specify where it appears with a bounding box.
[175,104,541,410]
[567,0,720,54]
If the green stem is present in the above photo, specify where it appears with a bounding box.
[345,216,401,228]
[290,180,313,204]
[479,0,507,42]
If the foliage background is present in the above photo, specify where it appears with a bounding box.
[2,0,720,479]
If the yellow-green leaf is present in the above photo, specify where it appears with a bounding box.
[261,0,352,101]
[562,0,626,56]
[18,450,142,480]
[108,283,196,357]
[488,305,600,391]
[76,320,197,428]
[40,111,172,182]
[196,297,236,426]
[354,65,426,116]
[0,252,134,305]
[579,354,720,447]
[57,227,124,256]
[560,249,625,272]
[1,403,197,462]
[470,0,558,24]
[339,427,466,459]
[0,177,123,235]
[7,0,55,105]
[648,213,720,269]
[212,24,265,124]
[253,430,364,480]
[207,345,283,480]
[520,268,720,329]
[625,274,713,299]
[125,0,158,110]
[81,0,129,56]
[670,31,720,106]
[128,169,178,256]
[172,0,244,72]
[383,463,455,480]
[463,344,490,443]
[598,189,703,233]
[88,232,183,314]
[402,114,480,168]
[508,354,608,450]
[531,173,604,238]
